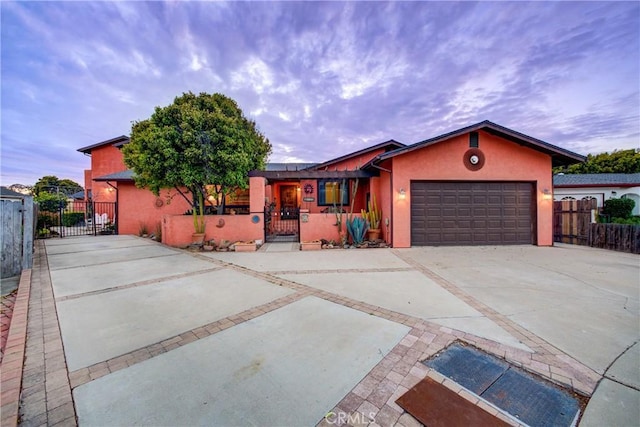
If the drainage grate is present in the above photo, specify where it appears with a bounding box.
[424,343,581,427]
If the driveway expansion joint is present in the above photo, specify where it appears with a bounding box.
[55,266,223,301]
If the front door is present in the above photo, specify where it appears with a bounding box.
[280,185,299,218]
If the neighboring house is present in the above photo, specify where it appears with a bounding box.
[0,186,27,201]
[77,135,130,203]
[553,173,640,216]
[79,120,585,247]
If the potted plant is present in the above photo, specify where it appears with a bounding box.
[362,193,382,241]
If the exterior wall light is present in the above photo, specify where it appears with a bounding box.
[543,188,552,200]
[399,188,406,200]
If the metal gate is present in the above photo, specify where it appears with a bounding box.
[38,201,117,238]
[264,206,299,242]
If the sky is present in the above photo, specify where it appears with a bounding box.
[1,1,639,187]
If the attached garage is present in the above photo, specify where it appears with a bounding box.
[410,181,535,246]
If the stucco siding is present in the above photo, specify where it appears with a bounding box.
[118,183,190,236]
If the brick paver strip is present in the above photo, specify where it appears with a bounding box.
[18,241,76,427]
[1,289,18,361]
[0,269,31,427]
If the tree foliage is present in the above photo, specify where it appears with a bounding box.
[35,191,67,212]
[122,92,271,231]
[553,149,640,174]
[33,175,83,196]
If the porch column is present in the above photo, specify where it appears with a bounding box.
[249,177,266,213]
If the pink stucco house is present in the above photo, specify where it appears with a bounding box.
[79,120,584,247]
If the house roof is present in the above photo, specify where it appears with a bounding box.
[93,170,135,182]
[309,140,405,170]
[248,169,376,181]
[373,121,585,167]
[553,173,640,188]
[0,186,26,199]
[77,135,130,155]
[266,163,318,171]
[70,190,86,199]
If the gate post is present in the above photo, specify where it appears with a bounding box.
[22,196,34,269]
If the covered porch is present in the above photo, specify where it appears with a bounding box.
[249,168,387,244]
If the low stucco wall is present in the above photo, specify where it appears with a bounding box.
[299,212,385,244]
[162,213,264,247]
[299,212,342,243]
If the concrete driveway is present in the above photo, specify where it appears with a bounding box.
[18,236,639,426]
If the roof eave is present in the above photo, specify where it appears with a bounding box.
[554,183,640,189]
[309,140,405,171]
[77,135,130,154]
[377,121,586,165]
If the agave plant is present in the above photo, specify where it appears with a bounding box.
[346,215,368,245]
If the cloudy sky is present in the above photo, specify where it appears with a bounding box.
[2,1,639,186]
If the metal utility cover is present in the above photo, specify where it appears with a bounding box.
[424,343,509,394]
[483,368,580,427]
[420,343,580,427]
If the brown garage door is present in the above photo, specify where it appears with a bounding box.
[411,181,534,245]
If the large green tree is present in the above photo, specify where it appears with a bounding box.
[122,92,271,232]
[33,175,83,196]
[554,149,640,174]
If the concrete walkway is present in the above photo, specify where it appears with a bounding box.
[12,236,639,426]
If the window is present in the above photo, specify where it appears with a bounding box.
[318,180,349,206]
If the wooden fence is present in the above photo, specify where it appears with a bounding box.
[1,197,35,278]
[553,199,596,245]
[554,199,640,254]
[588,223,640,254]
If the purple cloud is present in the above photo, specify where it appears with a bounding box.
[1,1,638,186]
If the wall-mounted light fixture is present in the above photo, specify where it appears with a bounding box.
[611,191,617,197]
[543,188,552,200]
[399,188,406,200]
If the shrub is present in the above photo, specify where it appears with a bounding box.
[603,198,635,220]
[37,212,59,229]
[35,191,67,212]
[611,216,640,225]
[62,212,85,227]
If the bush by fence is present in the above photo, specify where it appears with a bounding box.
[62,211,85,227]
